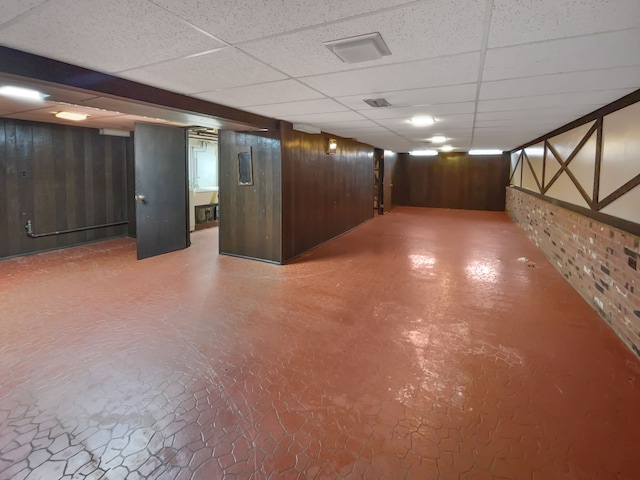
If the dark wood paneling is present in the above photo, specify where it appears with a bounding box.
[134,123,189,260]
[280,122,374,262]
[0,118,130,259]
[393,152,509,211]
[126,134,136,237]
[382,150,398,213]
[218,130,282,263]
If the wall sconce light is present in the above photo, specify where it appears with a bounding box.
[327,138,338,155]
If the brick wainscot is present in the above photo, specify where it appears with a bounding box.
[506,187,640,357]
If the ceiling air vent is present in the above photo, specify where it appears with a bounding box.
[364,98,391,108]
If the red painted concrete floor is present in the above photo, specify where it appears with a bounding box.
[1,207,640,480]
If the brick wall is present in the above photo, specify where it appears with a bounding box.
[506,187,640,357]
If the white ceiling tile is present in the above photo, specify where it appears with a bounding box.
[281,111,367,124]
[477,89,634,113]
[22,104,126,119]
[0,0,224,73]
[476,106,596,121]
[409,138,474,148]
[480,66,640,100]
[376,114,475,135]
[358,102,475,120]
[0,96,53,115]
[5,109,122,126]
[120,48,287,94]
[238,0,485,77]
[244,99,348,118]
[150,0,417,44]
[194,80,324,107]
[301,52,481,97]
[336,84,477,110]
[313,120,381,131]
[483,29,640,81]
[475,118,566,128]
[326,127,392,140]
[0,0,48,25]
[1,0,638,153]
[471,138,521,149]
[489,0,640,48]
[352,132,414,151]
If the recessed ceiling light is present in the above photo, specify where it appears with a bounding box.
[410,116,435,127]
[430,135,447,144]
[324,32,391,64]
[0,85,48,100]
[409,149,438,156]
[469,149,503,155]
[440,145,454,152]
[54,111,88,121]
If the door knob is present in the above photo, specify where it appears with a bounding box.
[135,194,146,202]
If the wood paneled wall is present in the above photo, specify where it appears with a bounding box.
[280,122,374,262]
[382,149,398,213]
[1,118,129,259]
[218,130,282,263]
[393,152,510,211]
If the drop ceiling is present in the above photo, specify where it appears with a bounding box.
[0,0,639,152]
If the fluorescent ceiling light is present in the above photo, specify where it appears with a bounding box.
[54,111,88,121]
[409,149,438,156]
[0,85,48,100]
[469,149,503,155]
[440,145,454,152]
[324,32,391,64]
[410,116,435,127]
[430,135,447,144]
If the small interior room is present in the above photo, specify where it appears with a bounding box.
[188,128,219,232]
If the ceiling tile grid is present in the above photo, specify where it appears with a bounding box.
[236,0,485,78]
[119,47,288,94]
[194,79,324,108]
[0,0,48,25]
[0,0,639,152]
[148,0,418,44]
[488,0,640,48]
[0,0,224,73]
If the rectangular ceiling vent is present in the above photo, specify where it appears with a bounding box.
[364,98,391,108]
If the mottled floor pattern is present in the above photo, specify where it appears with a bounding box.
[1,207,639,480]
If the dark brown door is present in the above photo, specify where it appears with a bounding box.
[134,122,189,260]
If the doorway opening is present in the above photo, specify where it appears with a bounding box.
[187,127,219,232]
